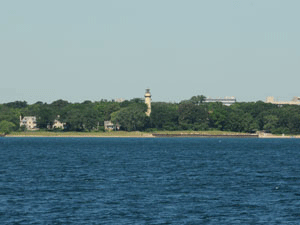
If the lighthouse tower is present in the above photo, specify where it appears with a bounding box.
[145,89,151,116]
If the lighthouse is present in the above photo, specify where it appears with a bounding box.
[145,89,151,116]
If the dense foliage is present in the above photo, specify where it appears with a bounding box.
[1,95,300,134]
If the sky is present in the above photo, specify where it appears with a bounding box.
[1,0,300,104]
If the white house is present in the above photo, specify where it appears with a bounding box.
[20,116,38,130]
[52,115,65,129]
[104,121,120,131]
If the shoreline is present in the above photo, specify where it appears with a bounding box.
[152,133,258,138]
[5,135,154,138]
[3,131,300,138]
[4,131,154,138]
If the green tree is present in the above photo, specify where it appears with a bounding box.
[94,102,121,122]
[274,106,300,134]
[51,99,69,111]
[62,105,85,131]
[263,115,279,133]
[4,101,28,108]
[0,105,20,127]
[223,110,257,133]
[150,102,179,130]
[0,120,16,134]
[189,95,207,104]
[82,107,100,131]
[112,104,147,131]
[178,103,209,130]
[35,105,56,129]
[208,102,228,130]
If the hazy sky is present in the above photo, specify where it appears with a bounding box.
[1,0,299,104]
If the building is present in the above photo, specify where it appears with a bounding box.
[104,121,114,130]
[114,98,125,103]
[266,96,300,105]
[52,115,66,129]
[104,121,120,131]
[205,96,236,106]
[53,120,65,129]
[145,89,151,116]
[20,116,38,130]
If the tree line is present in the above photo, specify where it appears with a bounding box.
[1,95,300,134]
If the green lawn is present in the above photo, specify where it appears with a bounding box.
[151,130,250,135]
[8,131,152,137]
[7,130,250,137]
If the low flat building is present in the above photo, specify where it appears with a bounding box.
[205,96,236,106]
[266,96,300,106]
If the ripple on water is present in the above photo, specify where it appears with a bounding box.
[0,138,300,224]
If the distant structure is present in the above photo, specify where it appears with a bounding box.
[52,115,66,129]
[266,96,300,105]
[145,89,151,116]
[104,121,120,131]
[205,96,236,106]
[114,98,125,103]
[20,116,38,130]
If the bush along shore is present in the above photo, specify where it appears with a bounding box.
[1,95,300,136]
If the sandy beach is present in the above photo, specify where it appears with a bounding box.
[258,133,300,139]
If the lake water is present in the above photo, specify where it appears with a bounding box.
[0,138,300,224]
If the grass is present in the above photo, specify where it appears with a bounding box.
[6,130,300,139]
[7,130,250,137]
[7,130,153,137]
[151,130,250,135]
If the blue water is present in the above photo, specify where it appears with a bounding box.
[0,138,300,224]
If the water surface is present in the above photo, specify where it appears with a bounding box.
[0,138,300,224]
